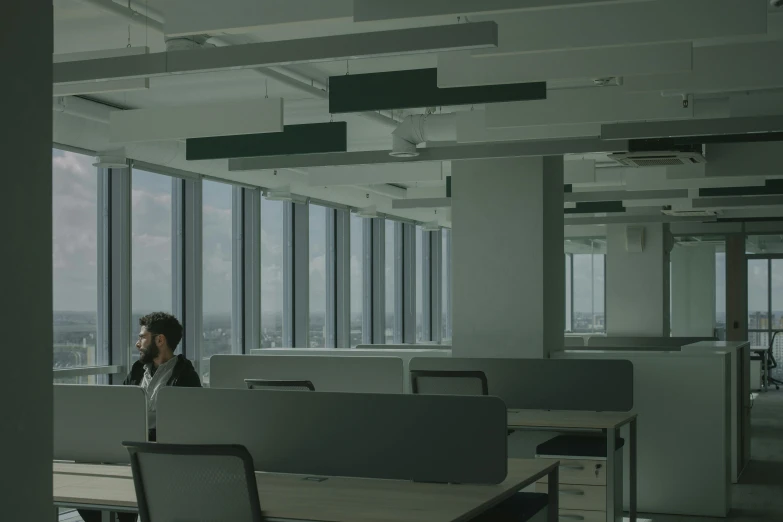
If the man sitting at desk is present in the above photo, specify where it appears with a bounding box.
[78,312,200,522]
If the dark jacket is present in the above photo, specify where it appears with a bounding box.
[123,354,202,388]
[123,354,201,441]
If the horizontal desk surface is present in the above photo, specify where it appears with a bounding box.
[54,458,556,522]
[507,409,636,430]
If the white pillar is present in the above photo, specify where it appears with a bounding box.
[1,0,53,519]
[451,156,564,358]
[671,244,717,337]
[606,223,671,336]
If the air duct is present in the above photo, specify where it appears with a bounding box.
[390,113,457,157]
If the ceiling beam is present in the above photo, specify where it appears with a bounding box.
[53,22,498,85]
[601,115,783,140]
[565,214,717,225]
[565,189,689,202]
[456,110,600,143]
[438,42,692,86]
[392,198,452,210]
[160,0,352,37]
[486,89,692,128]
[353,0,655,22]
[624,40,783,95]
[470,0,766,57]
[229,138,628,170]
[306,163,444,186]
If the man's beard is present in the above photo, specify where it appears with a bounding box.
[140,341,160,365]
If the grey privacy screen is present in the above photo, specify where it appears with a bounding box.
[409,357,634,411]
[157,387,508,484]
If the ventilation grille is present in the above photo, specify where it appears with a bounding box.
[610,151,706,168]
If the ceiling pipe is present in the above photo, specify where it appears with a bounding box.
[391,113,457,157]
[73,0,400,129]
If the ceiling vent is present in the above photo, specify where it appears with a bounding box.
[661,209,718,217]
[609,150,706,168]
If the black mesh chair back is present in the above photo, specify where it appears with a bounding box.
[124,442,265,522]
[410,370,489,396]
[244,379,315,391]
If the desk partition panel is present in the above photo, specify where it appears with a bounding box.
[210,354,404,393]
[585,336,716,348]
[409,357,634,411]
[54,384,147,464]
[157,387,508,484]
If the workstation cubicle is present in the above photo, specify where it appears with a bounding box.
[53,381,559,522]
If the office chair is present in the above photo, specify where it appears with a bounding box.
[123,441,266,522]
[410,370,489,396]
[244,379,315,391]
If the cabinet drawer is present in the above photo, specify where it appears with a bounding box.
[535,483,606,512]
[557,509,607,522]
[535,457,606,485]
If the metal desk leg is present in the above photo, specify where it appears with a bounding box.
[606,427,616,522]
[547,465,559,522]
[763,356,769,391]
[630,419,637,522]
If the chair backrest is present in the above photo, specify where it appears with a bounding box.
[124,442,265,522]
[410,370,489,396]
[244,379,315,391]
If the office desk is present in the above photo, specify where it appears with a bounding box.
[507,410,637,522]
[54,458,560,522]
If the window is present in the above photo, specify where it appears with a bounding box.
[201,180,234,380]
[131,169,173,342]
[350,214,364,347]
[261,198,284,348]
[416,226,424,341]
[385,220,398,343]
[52,149,100,381]
[564,239,605,333]
[441,229,452,341]
[309,204,328,347]
[716,250,726,340]
[565,255,572,332]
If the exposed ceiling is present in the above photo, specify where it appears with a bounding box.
[51,0,783,228]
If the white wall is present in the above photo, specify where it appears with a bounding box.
[452,156,564,358]
[671,244,717,337]
[1,1,53,519]
[606,223,670,336]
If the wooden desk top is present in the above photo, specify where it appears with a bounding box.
[507,409,636,430]
[54,458,557,522]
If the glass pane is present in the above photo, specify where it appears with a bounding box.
[746,234,783,254]
[773,260,783,377]
[572,252,606,333]
[131,169,173,347]
[261,198,284,348]
[385,220,397,343]
[565,254,572,332]
[416,226,424,342]
[52,149,100,383]
[309,205,327,347]
[748,258,769,349]
[441,229,451,341]
[716,252,726,340]
[350,214,364,347]
[202,180,234,381]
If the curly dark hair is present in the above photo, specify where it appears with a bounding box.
[139,312,183,351]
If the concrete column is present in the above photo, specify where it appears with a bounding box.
[726,234,748,342]
[671,244,717,337]
[451,156,564,358]
[606,223,671,336]
[1,0,53,519]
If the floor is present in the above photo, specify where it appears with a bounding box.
[645,389,783,522]
[61,391,783,522]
